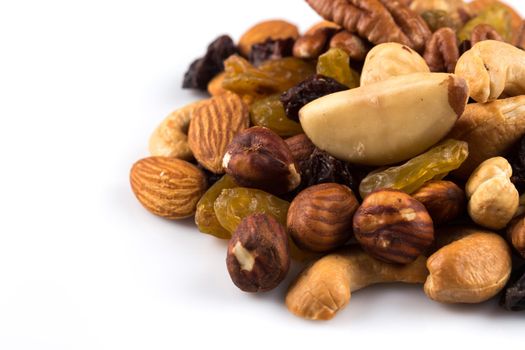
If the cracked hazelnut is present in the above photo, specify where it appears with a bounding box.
[287,183,359,252]
[226,213,290,292]
[412,180,465,225]
[353,189,434,264]
[223,127,301,195]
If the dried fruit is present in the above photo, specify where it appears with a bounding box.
[353,189,434,264]
[470,23,504,45]
[238,20,299,57]
[421,10,459,32]
[500,265,525,311]
[227,214,290,292]
[249,38,295,66]
[458,3,513,43]
[195,175,238,239]
[359,139,469,198]
[249,95,303,137]
[207,72,227,96]
[130,157,207,219]
[287,183,359,252]
[214,187,290,233]
[223,127,301,195]
[280,75,348,122]
[183,35,237,90]
[508,135,525,193]
[187,93,249,173]
[412,181,465,225]
[316,48,359,88]
[222,55,315,98]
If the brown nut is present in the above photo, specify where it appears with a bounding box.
[329,31,369,61]
[238,20,299,57]
[223,126,301,195]
[507,216,525,258]
[287,183,359,252]
[424,228,512,303]
[423,27,459,73]
[293,27,338,59]
[226,213,290,292]
[470,23,503,45]
[412,180,465,225]
[353,189,434,264]
[207,72,227,96]
[130,157,207,219]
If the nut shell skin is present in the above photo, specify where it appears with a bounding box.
[226,214,290,292]
[412,180,465,225]
[130,157,207,219]
[507,216,525,258]
[424,230,511,303]
[287,183,359,252]
[223,127,301,195]
[353,189,434,264]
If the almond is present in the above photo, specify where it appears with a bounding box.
[238,19,299,57]
[188,92,249,174]
[130,157,207,219]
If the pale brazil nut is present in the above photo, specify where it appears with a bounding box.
[299,72,468,166]
[286,248,428,320]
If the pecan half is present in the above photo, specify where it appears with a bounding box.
[329,30,369,61]
[471,24,503,45]
[306,0,431,52]
[293,27,338,59]
[423,27,459,73]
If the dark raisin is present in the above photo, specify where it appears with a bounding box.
[249,38,295,66]
[507,136,525,193]
[500,264,525,311]
[183,35,237,90]
[458,40,472,56]
[196,163,222,186]
[280,74,348,122]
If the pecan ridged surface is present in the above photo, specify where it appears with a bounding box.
[423,27,459,73]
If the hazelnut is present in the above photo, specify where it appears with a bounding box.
[285,133,316,176]
[412,180,465,225]
[226,213,290,292]
[223,127,301,195]
[507,216,525,258]
[287,183,359,252]
[353,189,434,264]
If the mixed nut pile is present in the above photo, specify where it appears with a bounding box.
[130,0,525,320]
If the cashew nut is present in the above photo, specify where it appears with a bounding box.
[149,100,205,160]
[465,157,519,230]
[424,228,511,304]
[361,43,430,86]
[447,96,525,179]
[285,248,428,320]
[455,40,525,103]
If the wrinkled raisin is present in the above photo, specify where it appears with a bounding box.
[183,35,237,90]
[507,136,525,193]
[249,38,295,66]
[280,74,348,121]
[316,48,360,88]
[500,264,525,311]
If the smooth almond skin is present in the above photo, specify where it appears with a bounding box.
[424,231,511,304]
[130,157,207,219]
[299,72,468,166]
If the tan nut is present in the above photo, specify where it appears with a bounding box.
[227,214,290,292]
[470,23,504,45]
[149,100,205,160]
[412,180,465,225]
[361,43,430,86]
[447,96,525,179]
[207,72,227,96]
[507,216,525,258]
[466,157,519,230]
[238,20,299,57]
[424,229,512,303]
[329,31,369,61]
[286,248,428,320]
[455,40,525,103]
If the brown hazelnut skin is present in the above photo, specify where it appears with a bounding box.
[223,127,301,195]
[412,180,465,225]
[226,213,290,292]
[353,189,434,264]
[507,216,525,258]
[287,183,359,252]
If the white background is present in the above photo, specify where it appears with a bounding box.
[0,0,523,349]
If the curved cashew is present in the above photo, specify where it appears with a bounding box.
[285,248,428,320]
[425,228,511,304]
[361,43,430,86]
[149,100,204,160]
[466,157,519,230]
[455,40,525,103]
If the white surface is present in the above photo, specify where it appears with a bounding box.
[0,1,523,349]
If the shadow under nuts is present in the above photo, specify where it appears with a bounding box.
[287,183,359,252]
[353,189,434,264]
[226,213,290,292]
[223,126,301,195]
